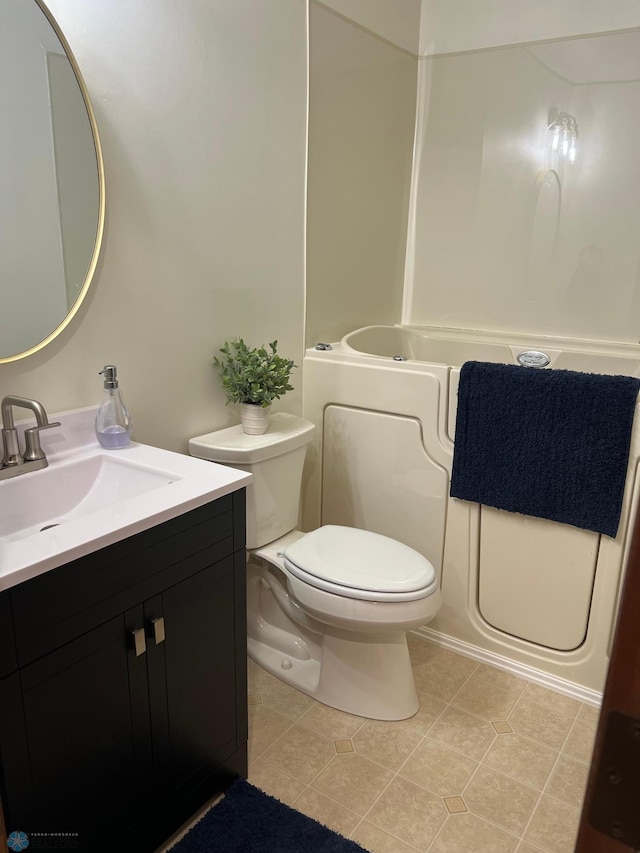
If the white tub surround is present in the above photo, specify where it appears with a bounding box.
[302,325,640,697]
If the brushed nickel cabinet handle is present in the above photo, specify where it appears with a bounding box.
[151,617,165,645]
[131,627,146,657]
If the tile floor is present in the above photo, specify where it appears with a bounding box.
[246,635,599,853]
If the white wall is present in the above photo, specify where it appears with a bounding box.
[408,8,640,343]
[409,48,575,336]
[318,0,422,54]
[306,3,418,347]
[419,0,640,55]
[555,75,640,341]
[0,0,308,452]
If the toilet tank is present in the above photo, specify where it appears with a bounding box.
[189,413,315,549]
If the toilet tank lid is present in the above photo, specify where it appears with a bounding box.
[283,525,436,594]
[189,412,315,464]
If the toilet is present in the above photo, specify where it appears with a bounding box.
[189,412,441,720]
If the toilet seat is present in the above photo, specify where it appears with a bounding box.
[283,525,437,603]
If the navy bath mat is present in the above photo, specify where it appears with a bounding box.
[170,778,368,852]
[450,361,640,537]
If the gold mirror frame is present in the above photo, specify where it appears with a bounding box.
[0,0,105,364]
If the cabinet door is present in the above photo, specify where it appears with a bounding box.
[0,610,152,852]
[146,555,242,796]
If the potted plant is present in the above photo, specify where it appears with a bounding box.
[213,338,296,434]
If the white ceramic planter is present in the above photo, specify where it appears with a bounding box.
[240,403,271,435]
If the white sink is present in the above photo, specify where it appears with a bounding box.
[0,453,178,542]
[0,407,252,590]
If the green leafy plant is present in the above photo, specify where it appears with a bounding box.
[213,339,296,407]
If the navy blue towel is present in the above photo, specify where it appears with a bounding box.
[450,361,640,537]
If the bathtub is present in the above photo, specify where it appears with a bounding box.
[301,325,640,700]
[341,323,640,375]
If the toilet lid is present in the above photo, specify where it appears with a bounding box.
[282,525,436,595]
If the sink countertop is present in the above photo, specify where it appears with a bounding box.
[0,407,251,591]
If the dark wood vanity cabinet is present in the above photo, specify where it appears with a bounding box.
[0,490,248,853]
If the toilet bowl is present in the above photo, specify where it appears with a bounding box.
[189,413,441,720]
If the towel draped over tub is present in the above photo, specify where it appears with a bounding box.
[450,361,640,537]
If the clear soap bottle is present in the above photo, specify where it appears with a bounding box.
[95,364,132,449]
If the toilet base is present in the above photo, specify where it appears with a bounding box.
[248,630,419,720]
[247,557,421,720]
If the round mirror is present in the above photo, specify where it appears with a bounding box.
[0,0,104,363]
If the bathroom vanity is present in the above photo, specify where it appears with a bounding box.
[0,494,247,852]
[0,408,252,852]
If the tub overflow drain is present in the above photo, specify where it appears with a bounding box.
[392,355,408,361]
[40,523,60,532]
[517,350,551,368]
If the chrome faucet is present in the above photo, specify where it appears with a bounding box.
[0,396,61,481]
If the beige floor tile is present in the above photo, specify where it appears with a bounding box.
[443,796,467,814]
[300,701,365,739]
[350,820,420,853]
[507,697,575,750]
[352,718,423,771]
[401,739,477,797]
[482,733,558,790]
[262,723,335,783]
[247,704,292,761]
[407,633,435,665]
[453,678,522,721]
[522,683,581,718]
[464,765,539,835]
[247,658,276,693]
[311,752,394,815]
[577,702,601,725]
[368,775,447,850]
[427,706,496,760]
[430,813,519,853]
[243,646,593,853]
[427,647,479,676]
[412,655,473,703]
[546,754,589,808]
[524,795,580,853]
[471,664,528,696]
[292,787,361,838]
[404,690,447,735]
[562,717,597,764]
[261,678,316,721]
[247,758,306,806]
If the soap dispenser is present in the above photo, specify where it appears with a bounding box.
[95,364,132,448]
